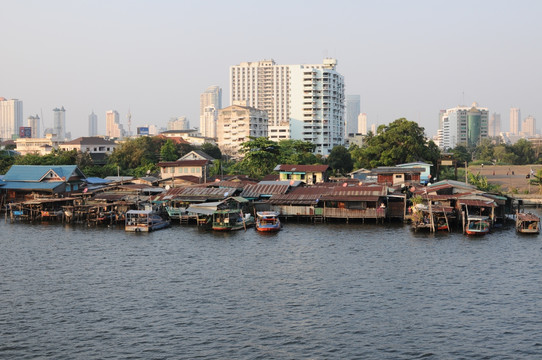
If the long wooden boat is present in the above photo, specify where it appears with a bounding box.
[212,209,254,231]
[125,210,170,232]
[516,212,540,234]
[255,211,281,232]
[465,215,490,236]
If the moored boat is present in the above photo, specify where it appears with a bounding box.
[212,209,254,231]
[255,211,281,232]
[516,211,540,234]
[125,209,170,232]
[465,215,490,236]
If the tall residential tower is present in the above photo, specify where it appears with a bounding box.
[0,97,23,140]
[439,102,489,149]
[510,107,520,135]
[88,111,98,136]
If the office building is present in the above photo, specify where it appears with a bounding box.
[346,95,361,136]
[27,115,40,138]
[488,112,501,137]
[439,102,489,149]
[0,97,23,140]
[358,113,367,135]
[53,106,66,140]
[168,116,190,131]
[88,111,98,136]
[230,58,344,155]
[106,110,124,139]
[510,107,520,135]
[217,102,268,158]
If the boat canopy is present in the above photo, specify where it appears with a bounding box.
[186,201,224,215]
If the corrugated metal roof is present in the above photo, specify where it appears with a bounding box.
[0,181,64,191]
[153,186,233,202]
[3,165,84,182]
[517,212,540,221]
[240,184,290,198]
[268,186,333,205]
[459,199,496,207]
[275,164,329,172]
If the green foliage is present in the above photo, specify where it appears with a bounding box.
[327,145,353,175]
[451,145,471,165]
[200,143,222,160]
[160,139,178,161]
[108,137,164,170]
[350,118,439,170]
[0,154,16,174]
[236,137,280,178]
[277,139,319,165]
[467,172,501,193]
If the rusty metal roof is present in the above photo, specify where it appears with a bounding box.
[275,164,329,172]
[517,212,540,221]
[153,186,234,202]
[458,199,496,207]
[240,183,290,198]
[268,186,332,205]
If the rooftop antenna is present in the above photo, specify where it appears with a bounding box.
[127,108,132,136]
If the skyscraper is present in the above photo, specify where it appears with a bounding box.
[88,111,98,136]
[199,86,221,138]
[488,112,501,137]
[346,95,361,136]
[522,115,536,136]
[167,116,189,131]
[27,115,40,138]
[53,106,66,140]
[510,107,520,135]
[106,110,124,138]
[230,58,344,155]
[439,102,489,149]
[358,113,367,135]
[0,97,23,140]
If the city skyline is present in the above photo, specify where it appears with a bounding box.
[1,1,540,140]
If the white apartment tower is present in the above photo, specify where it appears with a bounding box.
[488,112,501,137]
[27,115,40,138]
[53,106,66,140]
[217,103,268,158]
[510,107,520,135]
[167,116,189,131]
[346,95,361,136]
[230,58,344,155]
[358,113,367,135]
[199,86,221,138]
[522,115,536,137]
[106,110,124,139]
[88,111,98,136]
[0,97,23,140]
[439,102,489,150]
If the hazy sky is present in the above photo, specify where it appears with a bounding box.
[1,0,541,139]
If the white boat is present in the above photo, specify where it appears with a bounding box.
[125,210,170,232]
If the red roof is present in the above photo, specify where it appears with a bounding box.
[277,164,329,172]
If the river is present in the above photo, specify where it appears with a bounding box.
[1,214,542,359]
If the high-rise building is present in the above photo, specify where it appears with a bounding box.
[230,58,344,155]
[0,97,23,140]
[439,102,489,149]
[510,107,520,135]
[488,113,501,137]
[52,106,66,140]
[88,111,98,136]
[200,86,221,116]
[27,115,40,138]
[199,86,221,138]
[346,95,361,136]
[522,115,536,137]
[358,113,367,135]
[217,102,268,158]
[106,110,124,139]
[167,116,190,131]
[201,106,217,139]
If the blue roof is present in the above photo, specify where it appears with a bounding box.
[0,181,64,191]
[85,177,111,184]
[3,165,85,182]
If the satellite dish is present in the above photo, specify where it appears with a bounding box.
[224,192,229,197]
[165,185,170,190]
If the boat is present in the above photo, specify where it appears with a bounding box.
[165,205,187,220]
[212,209,254,231]
[255,211,281,232]
[465,215,490,236]
[125,209,170,232]
[516,211,540,234]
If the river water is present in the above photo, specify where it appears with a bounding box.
[1,214,542,359]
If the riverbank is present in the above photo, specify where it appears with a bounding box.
[468,164,542,196]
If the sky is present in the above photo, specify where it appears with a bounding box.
[1,0,541,139]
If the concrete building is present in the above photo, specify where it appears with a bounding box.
[27,114,40,138]
[522,115,536,137]
[510,107,520,135]
[230,58,344,155]
[217,103,268,158]
[167,116,190,131]
[106,110,124,139]
[488,112,501,137]
[15,134,61,155]
[346,95,361,136]
[200,86,221,138]
[53,107,66,140]
[88,111,98,136]
[358,113,367,135]
[0,98,23,140]
[439,103,489,149]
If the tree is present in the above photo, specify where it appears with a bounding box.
[235,137,280,178]
[327,145,353,175]
[200,143,222,160]
[352,118,440,170]
[277,139,319,165]
[160,139,178,161]
[108,136,164,173]
[511,139,535,165]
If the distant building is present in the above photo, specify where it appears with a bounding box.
[200,86,221,138]
[274,164,330,185]
[200,106,217,139]
[15,134,62,155]
[439,102,489,149]
[346,95,361,137]
[217,103,268,158]
[27,114,40,138]
[106,110,124,139]
[522,115,536,137]
[59,136,117,164]
[0,97,23,140]
[358,113,367,135]
[88,111,98,136]
[510,107,520,135]
[53,106,66,140]
[167,116,190,131]
[488,112,501,137]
